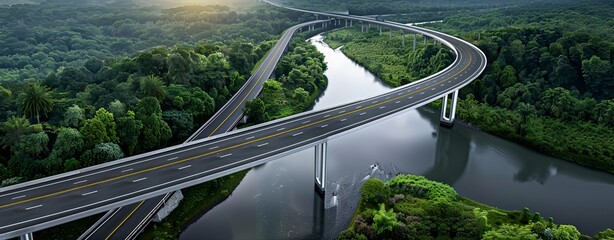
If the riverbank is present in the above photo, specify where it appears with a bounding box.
[341,174,614,239]
[139,35,330,239]
[323,27,614,175]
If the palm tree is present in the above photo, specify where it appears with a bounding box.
[18,83,54,123]
[0,116,30,151]
[140,75,167,101]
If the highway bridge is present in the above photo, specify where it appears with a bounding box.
[0,2,486,238]
[79,19,328,240]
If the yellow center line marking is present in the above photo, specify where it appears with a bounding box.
[0,47,474,210]
[105,200,144,240]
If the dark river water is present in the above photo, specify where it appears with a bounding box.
[179,35,614,239]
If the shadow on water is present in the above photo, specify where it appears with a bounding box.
[422,126,470,185]
[179,34,614,239]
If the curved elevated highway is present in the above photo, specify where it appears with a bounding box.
[0,3,486,238]
[79,19,327,240]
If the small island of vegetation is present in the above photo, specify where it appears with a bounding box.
[341,174,614,239]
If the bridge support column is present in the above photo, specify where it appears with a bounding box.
[389,29,392,39]
[345,20,348,27]
[440,90,459,128]
[350,20,352,27]
[379,26,382,35]
[402,31,405,46]
[314,142,328,195]
[424,35,427,45]
[413,33,417,51]
[20,233,34,240]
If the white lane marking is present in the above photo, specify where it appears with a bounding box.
[11,195,26,200]
[372,100,378,103]
[356,105,362,109]
[303,120,310,124]
[408,96,413,99]
[440,84,444,86]
[398,92,403,96]
[132,177,147,183]
[178,165,192,170]
[220,153,233,158]
[245,136,255,140]
[121,168,133,173]
[209,146,219,150]
[386,97,390,100]
[324,115,330,118]
[379,106,386,109]
[395,101,401,104]
[292,132,303,137]
[167,157,178,162]
[277,128,285,132]
[73,180,87,185]
[448,80,452,83]
[360,112,366,115]
[340,118,347,122]
[431,88,436,91]
[321,124,328,128]
[82,191,98,196]
[25,205,42,210]
[257,143,269,147]
[420,92,425,95]
[339,110,346,114]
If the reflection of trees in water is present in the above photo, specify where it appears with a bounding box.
[418,105,614,186]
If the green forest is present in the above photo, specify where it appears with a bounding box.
[324,0,614,174]
[2,0,614,238]
[0,0,331,238]
[341,174,614,239]
[0,0,316,186]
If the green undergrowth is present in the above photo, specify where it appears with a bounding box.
[324,27,454,87]
[340,174,614,239]
[139,170,248,239]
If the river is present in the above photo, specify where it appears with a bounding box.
[179,34,614,239]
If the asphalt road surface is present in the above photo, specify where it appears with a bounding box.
[0,5,486,238]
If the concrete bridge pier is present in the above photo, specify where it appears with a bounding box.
[423,35,427,45]
[440,89,459,127]
[379,26,382,35]
[350,20,352,27]
[389,28,392,39]
[401,31,405,46]
[314,142,328,196]
[413,33,417,51]
[20,233,34,240]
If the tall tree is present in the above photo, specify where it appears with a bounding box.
[18,83,54,123]
[0,116,30,151]
[63,105,85,128]
[140,75,167,101]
